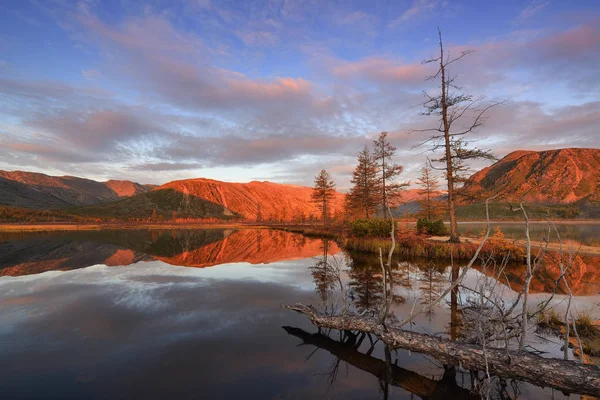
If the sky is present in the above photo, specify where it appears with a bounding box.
[0,0,598,190]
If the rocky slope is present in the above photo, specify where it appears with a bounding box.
[105,180,156,197]
[461,148,600,204]
[157,178,346,220]
[0,170,153,208]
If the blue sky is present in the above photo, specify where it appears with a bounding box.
[0,0,598,189]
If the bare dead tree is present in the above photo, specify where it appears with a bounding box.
[411,28,501,243]
[378,198,397,324]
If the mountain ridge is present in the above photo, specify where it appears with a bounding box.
[0,170,154,208]
[460,148,600,204]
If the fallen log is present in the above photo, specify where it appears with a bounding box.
[285,303,600,397]
[283,326,479,400]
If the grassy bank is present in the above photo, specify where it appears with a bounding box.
[341,227,526,262]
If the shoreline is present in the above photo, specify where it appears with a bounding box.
[1,218,599,232]
[0,222,274,232]
[429,235,600,256]
[2,221,599,256]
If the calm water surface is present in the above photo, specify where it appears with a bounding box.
[0,229,598,399]
[457,221,600,247]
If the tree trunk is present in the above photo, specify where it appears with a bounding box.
[285,304,600,397]
[439,33,460,243]
[283,326,479,400]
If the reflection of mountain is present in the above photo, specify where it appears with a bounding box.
[0,229,341,277]
[484,252,600,296]
[347,252,600,299]
[154,230,340,268]
[0,238,150,276]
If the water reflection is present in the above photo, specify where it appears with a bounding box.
[0,229,597,399]
[0,229,341,276]
[458,221,600,247]
[283,326,479,400]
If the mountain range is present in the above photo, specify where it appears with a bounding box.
[0,148,598,221]
[461,148,600,204]
[0,170,155,209]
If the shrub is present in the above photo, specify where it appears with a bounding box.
[416,218,449,236]
[349,219,396,238]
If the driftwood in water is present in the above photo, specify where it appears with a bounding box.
[285,304,600,397]
[283,326,478,400]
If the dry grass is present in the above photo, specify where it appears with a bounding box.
[343,226,525,262]
[575,311,599,338]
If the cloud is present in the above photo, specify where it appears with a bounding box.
[517,0,549,21]
[27,109,160,151]
[158,132,363,167]
[388,0,441,28]
[2,142,100,164]
[1,1,598,189]
[81,69,101,80]
[127,162,205,172]
[331,57,429,85]
[77,14,322,112]
[235,30,278,46]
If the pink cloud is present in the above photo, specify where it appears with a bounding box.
[332,57,428,85]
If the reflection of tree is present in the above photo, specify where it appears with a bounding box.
[416,260,447,320]
[395,261,415,292]
[347,254,384,314]
[347,252,413,314]
[450,264,460,341]
[309,239,339,303]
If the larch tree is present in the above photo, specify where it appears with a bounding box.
[416,163,445,220]
[413,29,498,243]
[255,204,263,222]
[347,146,379,219]
[311,169,337,223]
[373,132,407,213]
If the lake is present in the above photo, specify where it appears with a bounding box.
[0,229,598,399]
[457,221,600,247]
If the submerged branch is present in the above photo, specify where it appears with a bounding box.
[284,304,600,397]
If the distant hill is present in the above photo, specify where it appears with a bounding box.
[0,170,153,209]
[392,188,446,217]
[460,148,600,204]
[105,180,157,197]
[157,178,346,220]
[70,188,234,220]
[70,178,347,221]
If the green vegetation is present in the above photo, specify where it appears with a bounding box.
[349,219,395,238]
[0,206,94,223]
[69,189,238,221]
[416,218,448,235]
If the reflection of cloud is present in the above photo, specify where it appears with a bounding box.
[0,263,381,398]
